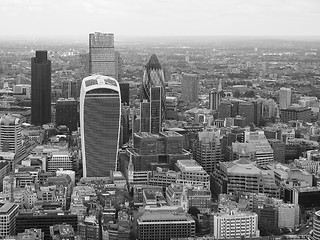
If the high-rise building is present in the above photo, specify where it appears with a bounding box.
[192,128,221,173]
[141,54,166,129]
[80,75,121,177]
[31,50,51,126]
[209,80,223,111]
[140,87,162,134]
[181,73,199,104]
[55,98,78,132]
[0,115,23,155]
[279,87,291,109]
[119,82,129,106]
[115,51,123,81]
[62,80,77,99]
[89,32,116,78]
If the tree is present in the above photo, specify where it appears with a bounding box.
[233,90,241,98]
[244,90,255,98]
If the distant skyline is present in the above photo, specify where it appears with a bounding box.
[1,0,320,40]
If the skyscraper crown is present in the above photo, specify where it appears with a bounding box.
[146,54,162,70]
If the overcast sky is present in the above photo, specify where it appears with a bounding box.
[1,0,320,40]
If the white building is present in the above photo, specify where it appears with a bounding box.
[0,203,19,238]
[244,131,274,165]
[211,210,260,239]
[175,159,210,189]
[0,115,23,155]
[47,151,73,172]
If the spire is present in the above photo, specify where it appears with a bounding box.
[218,79,222,92]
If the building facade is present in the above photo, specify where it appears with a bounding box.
[80,75,121,177]
[55,98,78,132]
[181,73,199,104]
[89,32,116,79]
[279,87,291,109]
[31,50,51,126]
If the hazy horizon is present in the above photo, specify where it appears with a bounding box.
[1,0,320,41]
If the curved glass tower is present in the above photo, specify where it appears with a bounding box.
[141,54,165,100]
[140,54,166,133]
[80,75,121,177]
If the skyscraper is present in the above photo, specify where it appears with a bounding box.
[140,54,166,129]
[181,73,199,104]
[209,80,223,111]
[279,87,291,109]
[80,75,121,177]
[89,32,116,78]
[192,127,221,173]
[56,98,78,131]
[31,50,51,125]
[139,87,162,134]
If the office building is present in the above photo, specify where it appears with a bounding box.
[211,211,259,239]
[0,203,19,238]
[119,82,129,106]
[80,75,121,177]
[212,158,279,198]
[89,32,116,78]
[0,115,23,155]
[140,87,164,133]
[47,151,73,172]
[192,128,221,173]
[280,107,311,123]
[13,84,31,100]
[16,213,77,240]
[165,96,178,120]
[244,131,274,165]
[181,73,199,104]
[175,159,210,189]
[268,139,286,163]
[31,50,51,125]
[61,80,77,99]
[209,80,223,111]
[55,98,78,132]
[279,87,291,109]
[136,206,195,240]
[140,54,166,131]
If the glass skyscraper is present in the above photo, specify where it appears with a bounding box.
[140,54,166,133]
[89,32,116,79]
[80,75,121,177]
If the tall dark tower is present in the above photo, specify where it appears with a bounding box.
[31,50,51,125]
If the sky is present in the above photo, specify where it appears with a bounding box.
[1,0,320,40]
